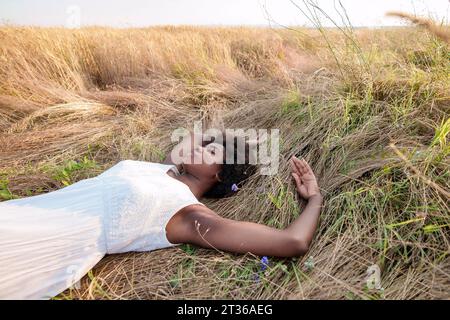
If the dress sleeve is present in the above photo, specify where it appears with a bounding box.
[122,165,205,253]
[159,191,204,250]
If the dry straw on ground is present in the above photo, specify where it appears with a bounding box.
[0,14,449,299]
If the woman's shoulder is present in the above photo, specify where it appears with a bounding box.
[165,202,213,243]
[118,160,175,171]
[99,160,174,178]
[114,159,158,168]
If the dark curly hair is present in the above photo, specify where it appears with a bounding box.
[203,134,257,198]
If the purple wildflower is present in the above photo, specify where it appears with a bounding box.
[260,256,269,272]
[231,183,239,192]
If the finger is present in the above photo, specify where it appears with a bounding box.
[295,157,310,176]
[293,174,306,195]
[298,159,309,175]
[290,157,297,168]
[290,158,300,174]
[294,157,307,175]
[291,172,302,189]
[301,159,313,172]
[291,156,301,164]
[289,159,298,174]
[292,156,302,172]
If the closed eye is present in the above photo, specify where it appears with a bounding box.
[202,136,215,147]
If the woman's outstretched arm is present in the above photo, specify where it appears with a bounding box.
[167,157,322,258]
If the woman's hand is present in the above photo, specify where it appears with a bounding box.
[290,156,321,200]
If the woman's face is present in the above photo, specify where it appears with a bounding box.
[182,142,225,180]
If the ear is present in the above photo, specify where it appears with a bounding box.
[214,172,222,182]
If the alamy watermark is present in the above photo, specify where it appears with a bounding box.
[170,121,279,175]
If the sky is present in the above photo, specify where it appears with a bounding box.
[0,0,448,28]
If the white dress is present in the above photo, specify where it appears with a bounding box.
[0,160,203,299]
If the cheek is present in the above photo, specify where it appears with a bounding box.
[203,163,221,178]
[213,163,222,175]
[203,152,220,165]
[212,151,224,164]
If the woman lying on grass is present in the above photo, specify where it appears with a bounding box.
[0,132,322,299]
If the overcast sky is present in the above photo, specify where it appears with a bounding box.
[0,0,448,28]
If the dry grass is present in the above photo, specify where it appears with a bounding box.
[386,11,450,44]
[0,19,449,300]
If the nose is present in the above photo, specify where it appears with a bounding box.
[194,145,203,154]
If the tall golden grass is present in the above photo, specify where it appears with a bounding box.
[386,11,450,44]
[0,18,449,299]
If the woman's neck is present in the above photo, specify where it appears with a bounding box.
[167,170,213,199]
